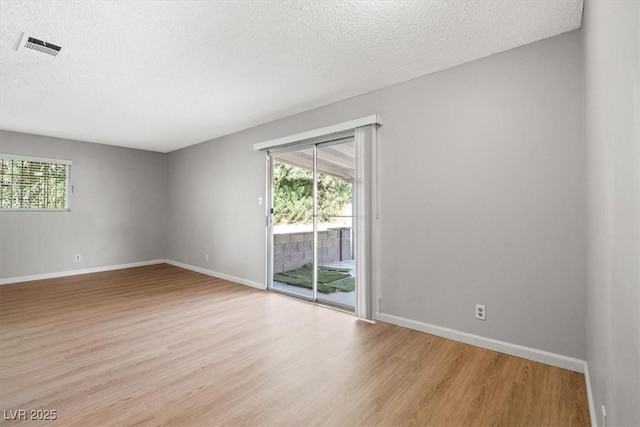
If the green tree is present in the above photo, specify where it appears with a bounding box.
[273,162,352,224]
[1,159,67,209]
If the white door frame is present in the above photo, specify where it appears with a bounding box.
[255,117,382,320]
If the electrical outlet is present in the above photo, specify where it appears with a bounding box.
[601,404,606,427]
[75,254,81,262]
[475,304,486,320]
[205,254,209,262]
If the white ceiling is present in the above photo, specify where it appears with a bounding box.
[0,1,583,153]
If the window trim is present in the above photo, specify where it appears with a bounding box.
[0,153,72,211]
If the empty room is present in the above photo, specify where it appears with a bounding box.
[1,0,638,426]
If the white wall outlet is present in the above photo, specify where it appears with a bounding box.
[205,254,209,262]
[75,254,81,262]
[258,196,263,205]
[475,304,486,320]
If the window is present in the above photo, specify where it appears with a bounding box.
[0,154,71,210]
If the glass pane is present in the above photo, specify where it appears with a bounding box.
[271,149,315,299]
[315,142,356,310]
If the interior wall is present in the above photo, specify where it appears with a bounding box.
[167,135,265,284]
[0,130,168,279]
[168,30,586,358]
[583,0,640,425]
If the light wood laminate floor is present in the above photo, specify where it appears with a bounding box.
[0,264,590,426]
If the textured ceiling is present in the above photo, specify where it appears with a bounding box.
[0,1,583,153]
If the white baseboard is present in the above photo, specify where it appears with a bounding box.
[0,258,267,291]
[584,362,597,427]
[375,312,586,373]
[163,259,266,291]
[0,260,166,286]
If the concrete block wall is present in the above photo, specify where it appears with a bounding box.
[273,228,351,273]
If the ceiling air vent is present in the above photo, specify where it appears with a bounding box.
[17,33,61,57]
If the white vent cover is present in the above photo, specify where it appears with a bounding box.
[17,33,61,57]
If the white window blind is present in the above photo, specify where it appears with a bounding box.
[0,154,72,210]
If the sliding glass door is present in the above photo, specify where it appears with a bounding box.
[268,139,356,311]
[314,142,355,309]
[269,146,316,300]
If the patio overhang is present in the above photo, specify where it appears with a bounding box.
[273,141,355,182]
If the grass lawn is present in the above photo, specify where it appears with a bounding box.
[273,263,354,293]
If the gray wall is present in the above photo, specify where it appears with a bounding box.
[583,1,640,425]
[0,130,168,279]
[168,31,586,358]
[168,135,265,282]
[273,228,351,273]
